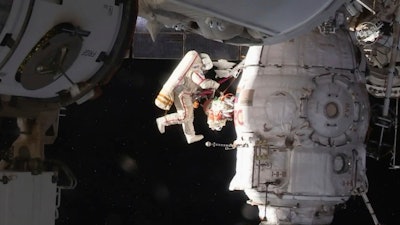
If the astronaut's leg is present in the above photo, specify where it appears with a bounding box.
[182,121,204,144]
[179,94,203,144]
[156,92,187,134]
[156,112,182,133]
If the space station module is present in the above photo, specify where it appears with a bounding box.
[229,29,370,225]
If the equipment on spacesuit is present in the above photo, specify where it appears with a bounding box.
[213,59,244,79]
[206,93,235,131]
[155,50,220,144]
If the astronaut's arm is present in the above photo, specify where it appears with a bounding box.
[191,71,220,90]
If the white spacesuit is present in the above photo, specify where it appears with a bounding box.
[155,50,220,144]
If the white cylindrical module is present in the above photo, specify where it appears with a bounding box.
[231,29,370,225]
[0,0,137,105]
[142,0,348,45]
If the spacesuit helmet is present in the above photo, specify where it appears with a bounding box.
[200,53,213,71]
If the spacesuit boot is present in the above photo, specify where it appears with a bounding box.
[185,134,204,144]
[156,117,166,134]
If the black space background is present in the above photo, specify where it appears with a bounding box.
[39,59,400,225]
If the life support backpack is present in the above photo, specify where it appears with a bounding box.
[154,51,213,111]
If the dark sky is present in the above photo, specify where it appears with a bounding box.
[45,58,257,225]
[42,59,400,225]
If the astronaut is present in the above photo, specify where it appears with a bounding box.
[155,50,220,144]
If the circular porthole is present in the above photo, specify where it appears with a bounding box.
[333,153,350,174]
[325,102,339,119]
